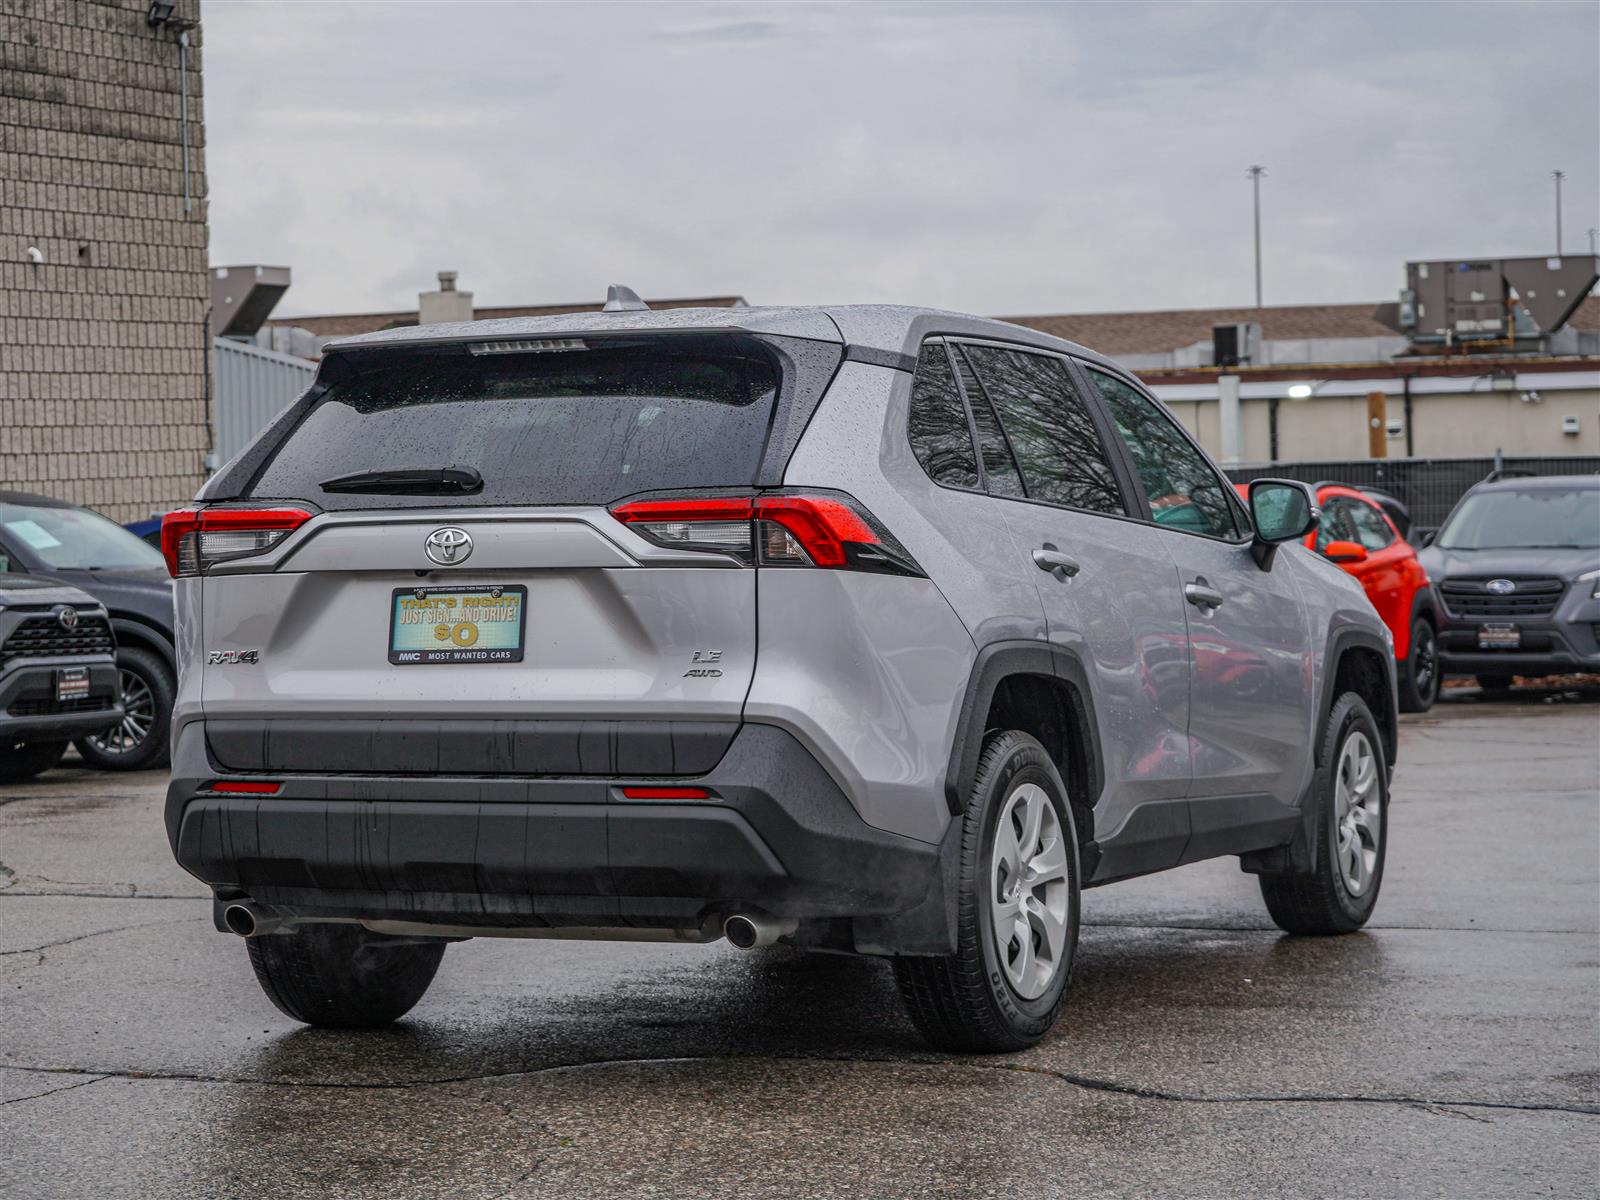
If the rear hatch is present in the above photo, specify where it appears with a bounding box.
[183,329,840,777]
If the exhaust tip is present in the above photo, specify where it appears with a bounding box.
[723,914,759,950]
[222,904,257,937]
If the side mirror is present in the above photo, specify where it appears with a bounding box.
[1419,529,1437,548]
[1323,540,1368,564]
[1247,478,1319,569]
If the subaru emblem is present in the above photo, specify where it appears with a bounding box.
[1485,578,1515,595]
[424,526,473,566]
[57,606,78,630]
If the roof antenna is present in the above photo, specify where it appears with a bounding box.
[602,284,650,313]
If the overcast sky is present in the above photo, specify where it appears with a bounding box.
[203,0,1600,320]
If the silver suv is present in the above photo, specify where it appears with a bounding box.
[164,300,1396,1050]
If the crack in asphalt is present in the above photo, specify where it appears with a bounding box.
[0,1072,107,1107]
[2,1057,1595,1118]
[994,1063,1600,1117]
[0,917,204,961]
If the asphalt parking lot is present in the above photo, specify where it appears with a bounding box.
[2,689,1596,1199]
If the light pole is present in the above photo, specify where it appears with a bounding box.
[1551,170,1565,254]
[1247,165,1266,308]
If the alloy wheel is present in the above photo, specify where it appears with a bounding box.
[1334,730,1381,896]
[1414,625,1437,700]
[990,782,1071,1000]
[83,667,155,756]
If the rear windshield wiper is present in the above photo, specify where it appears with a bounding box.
[319,466,483,495]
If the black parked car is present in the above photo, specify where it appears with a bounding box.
[0,492,175,770]
[0,574,122,782]
[1418,475,1600,688]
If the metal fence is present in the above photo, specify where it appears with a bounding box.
[211,337,316,466]
[1224,456,1600,530]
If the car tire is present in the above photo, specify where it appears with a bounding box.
[74,646,173,771]
[1259,692,1388,935]
[0,739,68,783]
[246,923,447,1028]
[893,730,1080,1053]
[1396,617,1439,713]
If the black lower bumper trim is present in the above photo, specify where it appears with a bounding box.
[168,723,941,934]
[1,662,121,741]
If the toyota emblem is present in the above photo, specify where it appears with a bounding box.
[424,526,473,566]
[57,606,79,630]
[1485,578,1516,595]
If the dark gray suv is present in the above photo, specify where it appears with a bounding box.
[0,492,176,771]
[163,302,1397,1051]
[0,575,121,781]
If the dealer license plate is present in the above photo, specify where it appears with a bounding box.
[1477,622,1521,650]
[389,585,526,665]
[56,667,90,701]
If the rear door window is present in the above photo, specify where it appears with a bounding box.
[907,342,980,490]
[246,337,780,509]
[960,345,1125,516]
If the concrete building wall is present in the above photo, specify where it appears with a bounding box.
[0,0,210,521]
[1166,385,1600,465]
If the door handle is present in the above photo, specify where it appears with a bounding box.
[1184,579,1225,610]
[1032,545,1081,579]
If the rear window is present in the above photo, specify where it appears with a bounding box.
[246,337,780,508]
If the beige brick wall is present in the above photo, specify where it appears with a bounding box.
[0,0,210,521]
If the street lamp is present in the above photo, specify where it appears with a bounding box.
[1247,165,1266,308]
[1551,170,1566,255]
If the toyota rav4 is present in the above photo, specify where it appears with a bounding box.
[164,299,1397,1051]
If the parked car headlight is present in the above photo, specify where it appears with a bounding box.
[1578,568,1600,599]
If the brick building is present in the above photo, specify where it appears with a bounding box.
[0,0,210,521]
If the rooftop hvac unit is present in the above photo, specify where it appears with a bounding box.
[1212,322,1262,367]
[1400,255,1599,348]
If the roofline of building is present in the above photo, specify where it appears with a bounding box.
[1137,354,1598,387]
[1000,299,1385,324]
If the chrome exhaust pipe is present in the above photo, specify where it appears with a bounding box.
[222,903,284,938]
[722,913,796,950]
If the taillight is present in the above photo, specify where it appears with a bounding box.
[161,508,313,577]
[610,491,922,575]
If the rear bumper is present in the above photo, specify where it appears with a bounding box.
[165,721,944,947]
[0,661,122,741]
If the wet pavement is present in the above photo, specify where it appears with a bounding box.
[2,691,1596,1198]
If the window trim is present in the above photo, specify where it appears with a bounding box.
[1074,359,1257,547]
[942,336,1134,522]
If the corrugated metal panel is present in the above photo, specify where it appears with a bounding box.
[211,337,317,465]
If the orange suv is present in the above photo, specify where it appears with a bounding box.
[1239,482,1437,712]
